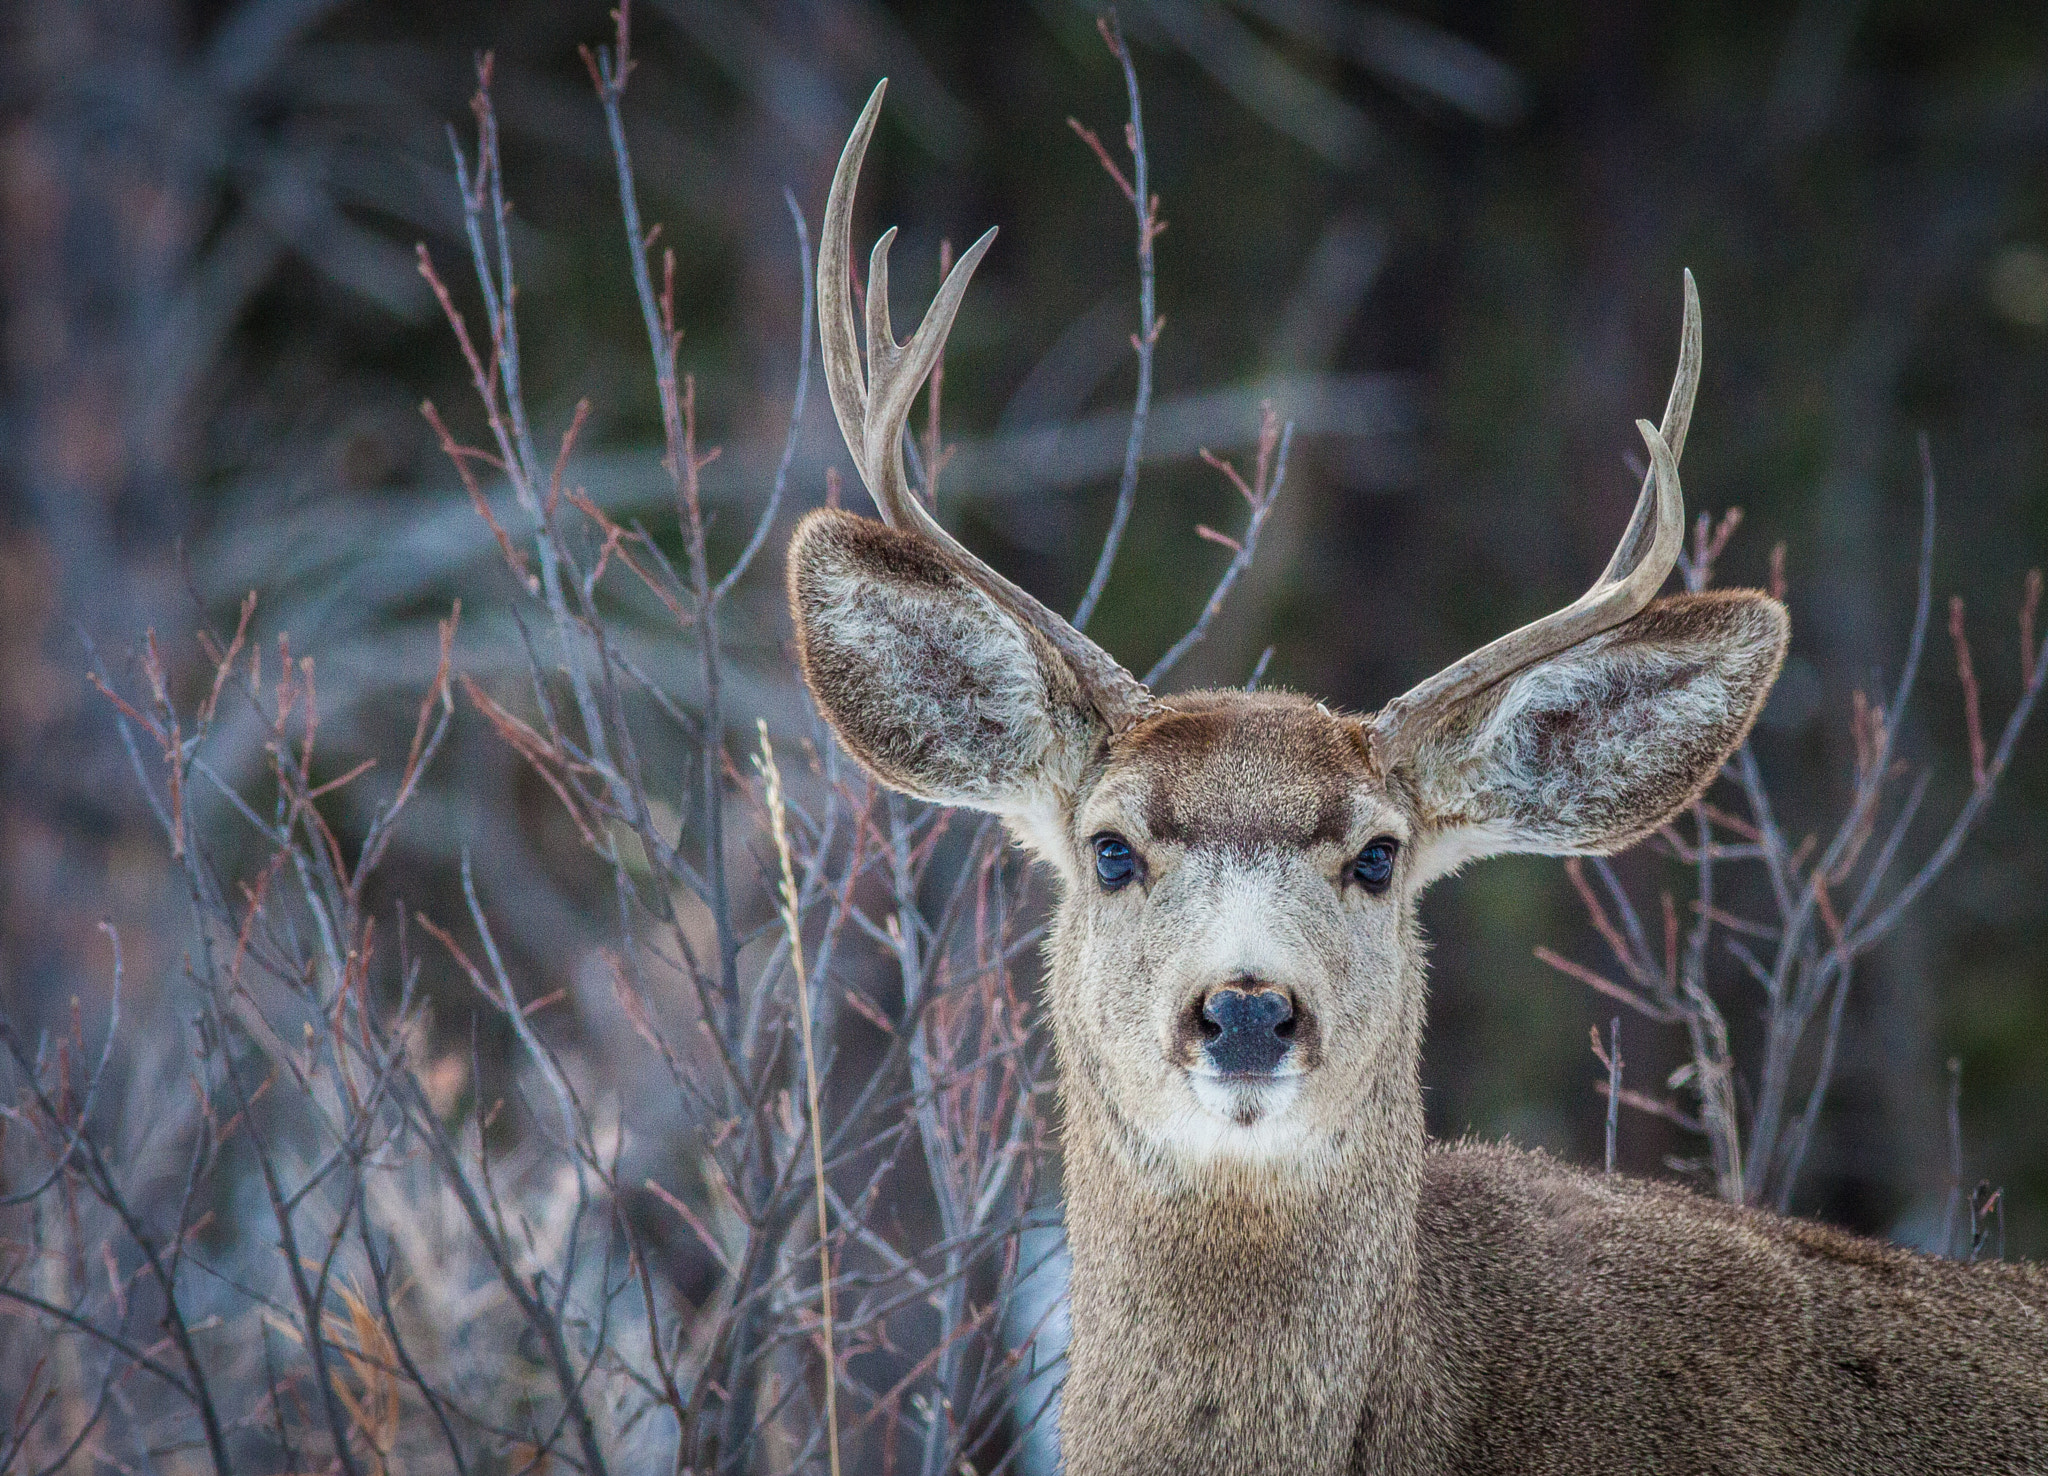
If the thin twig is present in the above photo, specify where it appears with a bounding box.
[1073,9,1162,631]
[1145,408,1291,686]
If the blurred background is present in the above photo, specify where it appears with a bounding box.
[4,0,2045,1257]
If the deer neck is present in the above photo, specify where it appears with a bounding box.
[1054,975,1432,1476]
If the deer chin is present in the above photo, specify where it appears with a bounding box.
[1151,1070,1322,1168]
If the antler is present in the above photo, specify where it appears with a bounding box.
[1370,271,1702,760]
[821,80,1156,727]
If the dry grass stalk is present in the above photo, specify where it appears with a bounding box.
[755,719,842,1476]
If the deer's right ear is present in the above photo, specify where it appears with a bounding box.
[788,509,1107,828]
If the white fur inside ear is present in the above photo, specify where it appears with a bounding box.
[790,511,1107,856]
[819,556,1058,787]
[1470,634,1731,838]
[1396,593,1788,865]
[1406,819,1523,888]
[1003,807,1084,883]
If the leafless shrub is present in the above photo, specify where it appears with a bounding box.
[1541,440,2047,1219]
[0,11,1276,1471]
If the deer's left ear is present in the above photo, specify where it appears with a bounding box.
[1390,590,1787,884]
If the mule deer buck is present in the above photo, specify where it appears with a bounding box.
[788,83,2048,1475]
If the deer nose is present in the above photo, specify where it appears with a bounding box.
[1198,984,1296,1076]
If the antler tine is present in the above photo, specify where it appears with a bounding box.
[1595,269,1700,591]
[822,80,996,541]
[862,222,998,524]
[1371,274,1701,758]
[818,81,1156,728]
[819,82,882,504]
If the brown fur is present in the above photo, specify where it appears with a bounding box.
[1407,1144,2048,1472]
[1062,1128,2048,1474]
[784,516,2048,1474]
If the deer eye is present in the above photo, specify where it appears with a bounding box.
[1351,838,1398,893]
[1092,833,1139,891]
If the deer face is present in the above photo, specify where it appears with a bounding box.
[1050,696,1409,1169]
[788,83,1788,1179]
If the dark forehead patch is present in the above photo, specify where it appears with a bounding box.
[1112,691,1375,852]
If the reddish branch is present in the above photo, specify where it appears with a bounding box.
[1540,473,2048,1211]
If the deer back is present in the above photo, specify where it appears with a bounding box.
[1409,1142,2048,1473]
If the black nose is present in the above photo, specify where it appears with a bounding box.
[1199,985,1296,1076]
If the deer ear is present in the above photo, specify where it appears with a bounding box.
[1393,590,1788,884]
[787,509,1107,834]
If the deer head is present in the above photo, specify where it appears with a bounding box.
[788,82,1787,1179]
